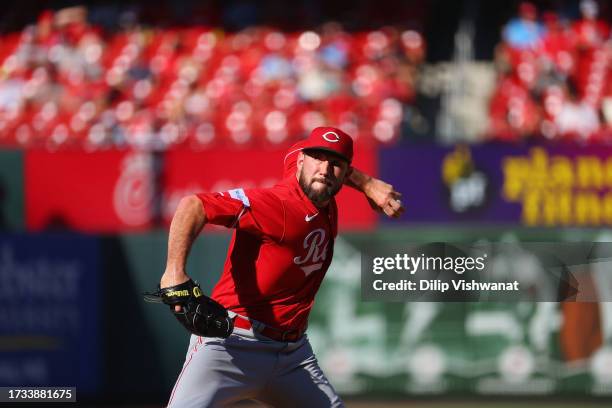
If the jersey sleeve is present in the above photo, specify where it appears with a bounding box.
[197,188,285,240]
[282,140,306,179]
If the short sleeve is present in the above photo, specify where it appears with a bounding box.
[196,190,245,228]
[197,187,285,239]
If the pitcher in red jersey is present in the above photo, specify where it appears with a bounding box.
[160,127,402,408]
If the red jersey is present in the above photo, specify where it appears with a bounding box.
[197,176,338,332]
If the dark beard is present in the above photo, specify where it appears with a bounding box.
[298,171,340,206]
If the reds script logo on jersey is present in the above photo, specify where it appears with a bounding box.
[293,228,329,277]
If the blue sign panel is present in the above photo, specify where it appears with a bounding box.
[0,233,100,393]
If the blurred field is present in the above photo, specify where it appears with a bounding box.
[196,401,612,408]
[344,403,610,408]
[101,402,610,408]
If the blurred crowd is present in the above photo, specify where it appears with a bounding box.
[0,6,425,150]
[489,0,612,144]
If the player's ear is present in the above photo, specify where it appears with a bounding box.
[296,152,305,171]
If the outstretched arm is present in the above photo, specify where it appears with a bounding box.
[160,195,207,290]
[345,167,405,218]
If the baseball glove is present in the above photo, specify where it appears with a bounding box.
[144,279,233,338]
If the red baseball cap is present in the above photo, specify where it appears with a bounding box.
[301,127,354,163]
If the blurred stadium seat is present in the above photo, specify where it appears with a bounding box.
[489,0,612,143]
[0,7,425,150]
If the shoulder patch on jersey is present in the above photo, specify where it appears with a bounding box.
[228,188,250,208]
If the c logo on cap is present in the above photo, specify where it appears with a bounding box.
[322,131,340,143]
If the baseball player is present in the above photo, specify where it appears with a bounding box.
[153,127,403,407]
